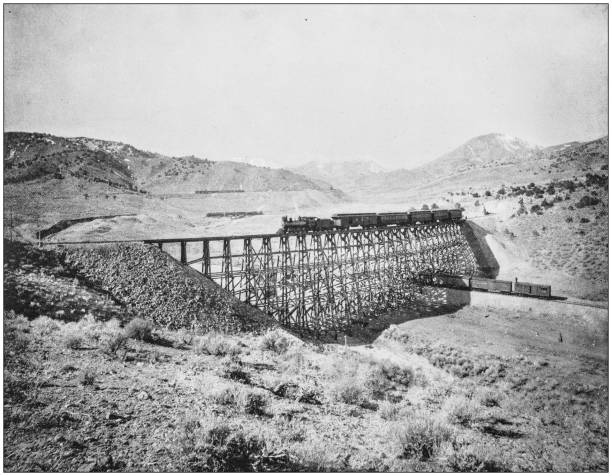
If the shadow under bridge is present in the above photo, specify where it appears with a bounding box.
[146,222,478,336]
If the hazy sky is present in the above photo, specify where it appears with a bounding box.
[4,4,608,169]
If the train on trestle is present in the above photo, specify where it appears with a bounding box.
[279,209,463,234]
[418,272,552,299]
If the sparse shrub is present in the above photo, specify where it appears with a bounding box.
[477,389,501,407]
[196,332,241,357]
[484,190,491,197]
[446,444,510,472]
[443,395,479,427]
[480,362,506,383]
[565,216,573,223]
[530,204,542,214]
[296,385,322,405]
[173,418,284,471]
[576,195,600,208]
[220,361,251,384]
[124,318,153,342]
[580,217,590,223]
[364,366,392,399]
[379,401,400,420]
[541,199,554,209]
[65,334,82,350]
[497,188,506,196]
[4,371,37,403]
[31,316,60,335]
[260,330,289,354]
[532,230,540,237]
[394,414,454,461]
[80,369,96,386]
[329,377,364,405]
[380,361,415,387]
[239,390,268,416]
[209,386,237,406]
[474,200,480,207]
[102,332,128,356]
[78,314,106,342]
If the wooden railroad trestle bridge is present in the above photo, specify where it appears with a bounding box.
[145,221,478,335]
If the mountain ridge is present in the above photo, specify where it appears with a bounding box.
[289,133,608,195]
[3,131,342,195]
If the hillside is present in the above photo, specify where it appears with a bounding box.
[4,132,338,194]
[4,132,138,190]
[290,160,387,193]
[341,134,608,198]
[4,240,608,471]
[4,132,347,240]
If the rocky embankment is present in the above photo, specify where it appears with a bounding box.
[4,240,276,333]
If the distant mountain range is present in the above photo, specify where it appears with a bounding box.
[290,133,608,196]
[289,160,387,192]
[3,132,344,197]
[4,131,607,202]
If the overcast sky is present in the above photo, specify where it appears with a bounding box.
[4,4,608,169]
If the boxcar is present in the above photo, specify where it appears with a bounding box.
[332,213,378,229]
[377,212,409,227]
[470,277,512,293]
[514,281,551,298]
[409,211,434,224]
[449,209,463,221]
[432,209,450,222]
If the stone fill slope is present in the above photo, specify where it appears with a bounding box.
[60,243,277,333]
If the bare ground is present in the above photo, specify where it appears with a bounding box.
[4,287,608,471]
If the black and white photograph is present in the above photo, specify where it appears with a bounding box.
[3,3,609,472]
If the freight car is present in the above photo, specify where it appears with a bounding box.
[332,213,379,230]
[513,281,552,298]
[470,277,513,294]
[417,272,552,298]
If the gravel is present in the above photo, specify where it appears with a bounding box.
[58,243,277,334]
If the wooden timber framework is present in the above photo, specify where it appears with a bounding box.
[145,222,477,335]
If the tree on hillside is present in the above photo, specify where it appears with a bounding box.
[431,203,439,209]
[516,197,528,216]
[421,204,430,211]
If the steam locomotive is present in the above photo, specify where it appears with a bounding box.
[279,209,463,234]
